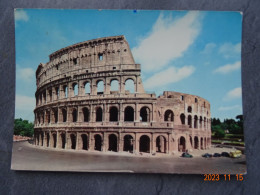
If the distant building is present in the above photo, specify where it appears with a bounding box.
[34,35,211,155]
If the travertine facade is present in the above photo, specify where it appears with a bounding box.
[34,35,211,155]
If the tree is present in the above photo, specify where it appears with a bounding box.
[14,118,34,137]
[214,128,225,139]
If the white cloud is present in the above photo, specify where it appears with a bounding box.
[15,10,29,22]
[16,67,35,82]
[132,11,202,72]
[200,43,216,54]
[219,42,241,58]
[144,66,195,89]
[218,105,242,111]
[224,87,242,101]
[214,61,241,74]
[16,95,35,111]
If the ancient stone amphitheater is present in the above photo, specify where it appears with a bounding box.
[34,35,211,155]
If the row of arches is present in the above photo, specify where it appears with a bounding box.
[36,105,154,125]
[180,114,210,130]
[35,132,168,154]
[36,77,137,106]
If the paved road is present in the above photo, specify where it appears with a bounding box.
[11,141,247,174]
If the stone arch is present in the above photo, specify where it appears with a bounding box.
[46,132,50,147]
[40,132,44,146]
[140,106,150,122]
[178,136,186,152]
[139,135,150,153]
[94,134,102,151]
[199,116,203,128]
[97,80,104,94]
[70,134,76,150]
[84,81,91,94]
[61,133,66,149]
[124,106,134,122]
[188,106,192,113]
[194,136,199,149]
[164,109,174,122]
[123,134,134,152]
[156,135,166,153]
[52,133,57,148]
[46,110,51,124]
[72,108,77,122]
[180,114,185,125]
[110,79,119,92]
[81,134,88,150]
[96,107,103,122]
[73,83,78,96]
[62,108,67,122]
[194,115,198,128]
[82,107,90,122]
[108,134,118,152]
[204,117,206,129]
[63,85,68,98]
[125,78,135,93]
[109,106,118,122]
[188,115,192,128]
[201,137,203,149]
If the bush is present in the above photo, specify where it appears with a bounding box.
[14,118,34,137]
[214,129,225,139]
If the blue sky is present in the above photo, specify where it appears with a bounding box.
[15,9,242,122]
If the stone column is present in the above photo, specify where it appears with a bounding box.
[151,133,154,154]
[118,133,123,152]
[103,133,108,152]
[135,103,138,122]
[104,77,110,95]
[119,77,125,94]
[76,132,79,150]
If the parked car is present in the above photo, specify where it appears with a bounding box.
[181,152,193,158]
[230,150,242,158]
[221,152,230,157]
[213,153,221,157]
[202,153,213,158]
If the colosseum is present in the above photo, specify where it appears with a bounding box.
[34,35,211,156]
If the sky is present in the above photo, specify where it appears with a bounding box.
[14,9,243,122]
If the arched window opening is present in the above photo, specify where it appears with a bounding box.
[178,136,186,152]
[108,134,118,152]
[204,117,206,128]
[123,135,133,152]
[81,134,88,150]
[201,137,203,149]
[200,116,203,128]
[139,135,150,153]
[140,107,150,122]
[125,79,135,93]
[73,83,78,96]
[156,136,166,153]
[43,91,46,103]
[194,137,199,149]
[40,132,44,146]
[187,106,192,113]
[52,134,57,148]
[124,106,134,122]
[62,109,67,122]
[82,107,90,122]
[195,98,198,103]
[194,115,198,128]
[70,134,76,149]
[61,133,66,149]
[54,109,58,123]
[164,110,174,122]
[109,106,118,122]
[94,134,102,151]
[46,133,50,147]
[56,87,59,99]
[84,82,90,94]
[188,115,192,128]
[180,114,185,125]
[72,109,77,122]
[47,111,50,124]
[110,79,119,92]
[96,107,103,122]
[49,89,52,102]
[98,53,103,61]
[190,136,193,148]
[63,86,67,98]
[97,80,104,94]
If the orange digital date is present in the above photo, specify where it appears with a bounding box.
[204,174,244,181]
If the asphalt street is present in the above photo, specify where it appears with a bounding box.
[11,141,247,174]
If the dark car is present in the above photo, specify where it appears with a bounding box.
[221,152,230,157]
[202,153,213,158]
[181,152,193,158]
[213,153,221,157]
